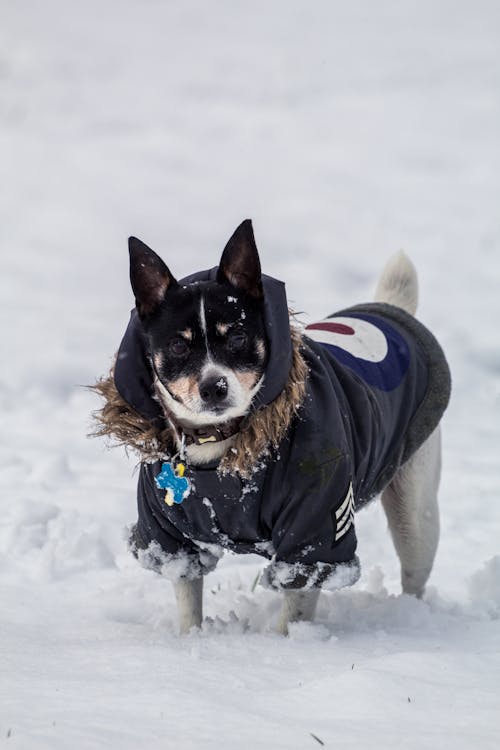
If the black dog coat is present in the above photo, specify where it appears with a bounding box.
[115,270,451,590]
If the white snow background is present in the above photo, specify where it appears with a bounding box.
[1,1,499,748]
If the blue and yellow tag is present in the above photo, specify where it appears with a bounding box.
[155,461,191,506]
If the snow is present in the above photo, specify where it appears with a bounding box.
[1,0,500,748]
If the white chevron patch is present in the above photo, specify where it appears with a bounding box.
[335,482,354,541]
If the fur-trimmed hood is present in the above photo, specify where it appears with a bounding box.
[91,269,309,477]
[114,271,294,419]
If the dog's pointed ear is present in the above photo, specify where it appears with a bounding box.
[217,219,263,298]
[129,236,177,318]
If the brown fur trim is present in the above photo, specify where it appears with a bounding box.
[89,376,174,461]
[90,325,309,476]
[219,326,308,477]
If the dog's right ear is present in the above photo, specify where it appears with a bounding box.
[217,219,263,298]
[128,236,177,318]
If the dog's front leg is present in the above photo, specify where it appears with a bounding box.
[277,589,321,636]
[174,576,203,634]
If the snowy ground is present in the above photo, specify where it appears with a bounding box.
[1,1,500,748]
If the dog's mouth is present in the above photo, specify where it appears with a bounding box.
[206,405,228,415]
[159,383,237,423]
[153,365,264,430]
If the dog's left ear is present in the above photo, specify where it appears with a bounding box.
[217,219,263,298]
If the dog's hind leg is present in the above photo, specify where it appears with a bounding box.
[380,426,442,598]
[277,589,321,636]
[174,576,203,634]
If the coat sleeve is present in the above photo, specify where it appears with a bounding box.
[261,447,360,591]
[130,463,219,580]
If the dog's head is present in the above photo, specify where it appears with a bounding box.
[129,220,268,429]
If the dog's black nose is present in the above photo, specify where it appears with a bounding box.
[199,375,228,405]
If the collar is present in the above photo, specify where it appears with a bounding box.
[180,417,245,446]
[161,399,244,447]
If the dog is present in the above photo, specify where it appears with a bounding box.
[93,219,450,634]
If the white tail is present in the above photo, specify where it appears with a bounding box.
[374,250,418,315]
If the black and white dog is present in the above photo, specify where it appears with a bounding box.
[94,220,450,634]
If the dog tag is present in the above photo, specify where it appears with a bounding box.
[155,461,191,505]
[198,435,217,444]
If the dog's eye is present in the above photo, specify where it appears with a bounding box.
[169,337,189,357]
[227,330,247,352]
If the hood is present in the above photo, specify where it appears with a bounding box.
[114,269,292,422]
